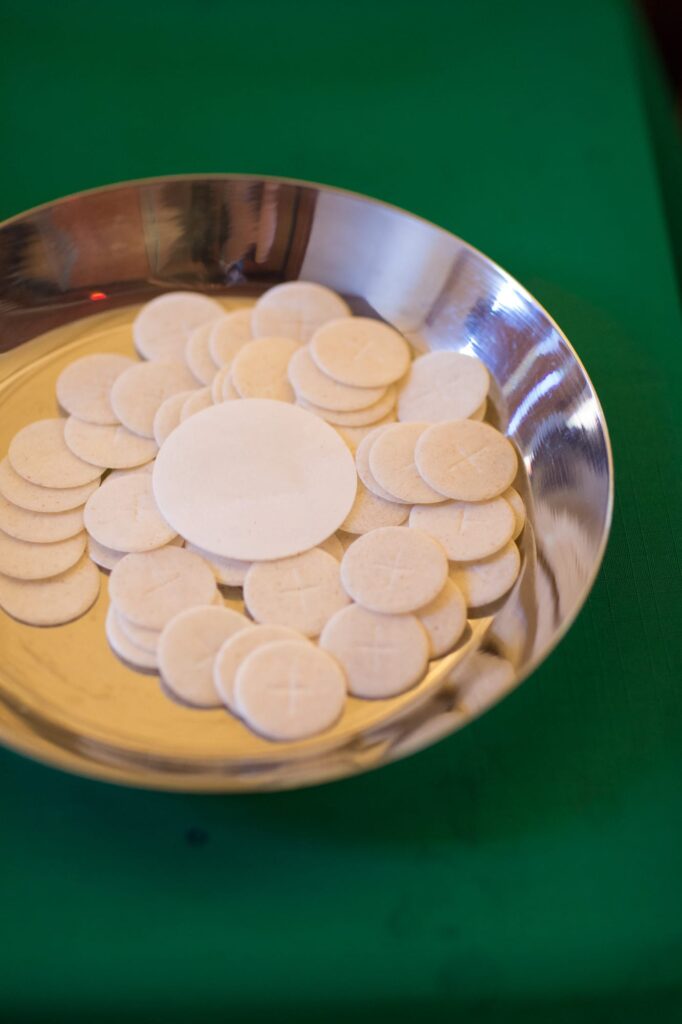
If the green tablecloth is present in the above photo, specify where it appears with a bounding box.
[1,1,681,1019]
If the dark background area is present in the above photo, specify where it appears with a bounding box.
[642,0,682,112]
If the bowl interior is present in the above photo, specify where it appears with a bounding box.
[0,176,612,789]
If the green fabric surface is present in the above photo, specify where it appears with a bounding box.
[1,0,681,1020]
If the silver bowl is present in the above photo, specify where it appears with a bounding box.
[0,175,613,790]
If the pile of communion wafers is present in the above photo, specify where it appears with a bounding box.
[0,283,526,742]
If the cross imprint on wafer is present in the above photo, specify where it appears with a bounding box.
[446,444,490,474]
[272,662,313,714]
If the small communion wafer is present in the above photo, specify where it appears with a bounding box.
[231,337,300,402]
[158,605,253,708]
[0,554,100,626]
[84,473,176,553]
[111,360,198,438]
[214,624,309,712]
[288,346,386,412]
[244,548,350,637]
[64,418,157,469]
[88,533,183,571]
[409,497,515,561]
[369,422,443,504]
[133,292,224,361]
[152,390,197,446]
[184,541,251,587]
[108,463,155,481]
[415,420,518,501]
[185,321,220,384]
[209,309,253,367]
[210,366,236,403]
[504,486,526,540]
[397,351,489,422]
[449,541,521,607]
[0,491,84,544]
[0,528,86,580]
[180,388,213,421]
[105,605,158,670]
[56,353,136,425]
[235,640,347,741]
[320,603,429,699]
[0,458,98,514]
[310,317,410,387]
[117,613,161,654]
[340,526,448,614]
[297,386,396,427]
[9,419,103,488]
[109,546,217,631]
[152,400,357,561]
[340,481,409,535]
[415,578,468,658]
[355,424,409,503]
[252,282,350,343]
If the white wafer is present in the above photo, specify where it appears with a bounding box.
[235,641,346,741]
[0,458,98,514]
[185,321,220,384]
[397,351,489,422]
[320,604,429,699]
[214,624,309,712]
[355,424,409,503]
[152,400,357,561]
[88,533,183,571]
[0,491,84,544]
[158,605,253,708]
[111,360,198,438]
[252,282,350,343]
[56,353,135,425]
[108,463,155,480]
[117,614,161,654]
[133,292,224,361]
[340,482,409,535]
[210,366,238,403]
[209,309,253,367]
[64,418,157,469]
[231,337,300,402]
[310,317,410,387]
[9,419,103,488]
[184,542,251,587]
[0,528,86,580]
[288,346,386,411]
[504,487,526,540]
[409,497,515,561]
[105,605,158,670]
[415,420,518,501]
[109,547,217,630]
[180,388,213,421]
[449,542,521,607]
[244,548,350,637]
[0,554,100,626]
[297,386,396,427]
[340,526,448,614]
[152,390,197,446]
[415,578,467,658]
[84,473,176,553]
[369,422,443,504]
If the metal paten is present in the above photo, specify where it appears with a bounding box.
[0,176,613,790]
